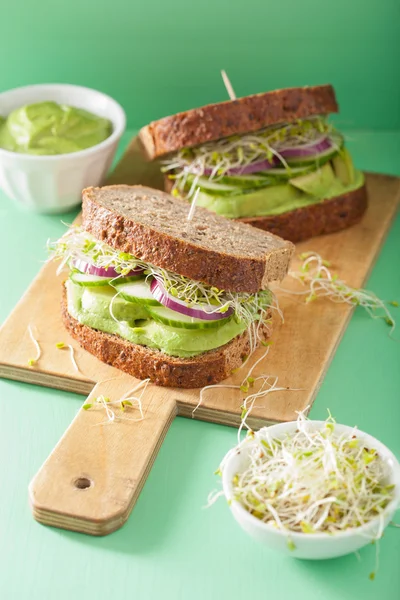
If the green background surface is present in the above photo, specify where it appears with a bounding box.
[0,132,399,600]
[1,0,400,130]
[1,2,400,599]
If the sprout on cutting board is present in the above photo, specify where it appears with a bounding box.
[27,325,41,367]
[280,252,396,335]
[83,379,150,425]
[194,347,298,434]
[56,341,80,373]
[26,326,82,373]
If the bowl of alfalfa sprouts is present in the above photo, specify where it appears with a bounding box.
[221,411,400,562]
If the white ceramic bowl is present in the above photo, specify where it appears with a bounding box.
[222,421,400,560]
[0,84,126,213]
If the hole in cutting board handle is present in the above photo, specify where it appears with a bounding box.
[74,477,92,490]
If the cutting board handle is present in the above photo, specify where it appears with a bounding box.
[29,375,177,536]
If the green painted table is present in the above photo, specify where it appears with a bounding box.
[0,131,399,600]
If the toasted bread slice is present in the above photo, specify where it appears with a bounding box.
[239,184,368,243]
[62,294,271,388]
[82,185,294,292]
[139,85,338,160]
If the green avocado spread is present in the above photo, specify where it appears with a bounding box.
[66,280,247,358]
[0,101,112,155]
[194,156,364,219]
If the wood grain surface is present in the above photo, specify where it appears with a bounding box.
[29,376,177,535]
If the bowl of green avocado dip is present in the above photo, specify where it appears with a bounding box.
[0,84,126,213]
[0,101,113,155]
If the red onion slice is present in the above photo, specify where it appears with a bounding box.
[226,159,277,175]
[73,259,144,279]
[150,279,233,321]
[280,137,332,159]
[201,137,334,177]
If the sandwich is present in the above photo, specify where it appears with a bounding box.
[50,185,294,388]
[139,85,367,243]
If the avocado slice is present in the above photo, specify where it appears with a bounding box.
[289,163,338,197]
[188,165,365,219]
[66,280,248,358]
[195,184,316,218]
[332,148,356,186]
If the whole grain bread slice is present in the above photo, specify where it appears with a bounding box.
[139,85,338,160]
[239,184,368,243]
[62,294,271,388]
[82,185,294,292]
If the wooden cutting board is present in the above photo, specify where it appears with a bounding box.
[0,136,398,535]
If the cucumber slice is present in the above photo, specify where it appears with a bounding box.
[70,272,113,286]
[263,165,313,179]
[113,279,161,306]
[284,134,343,167]
[219,174,277,189]
[147,305,232,329]
[185,175,240,196]
[70,271,144,287]
[186,171,308,195]
[286,147,339,168]
[112,274,145,284]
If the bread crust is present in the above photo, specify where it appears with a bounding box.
[139,85,338,159]
[239,184,368,243]
[62,294,271,388]
[82,185,294,293]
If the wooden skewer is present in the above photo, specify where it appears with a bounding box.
[221,70,237,100]
[187,187,200,221]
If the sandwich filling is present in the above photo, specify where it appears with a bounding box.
[162,116,364,218]
[51,228,274,358]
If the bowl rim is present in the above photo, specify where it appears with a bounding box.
[222,420,400,540]
[0,83,126,161]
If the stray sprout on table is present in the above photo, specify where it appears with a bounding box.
[192,347,273,418]
[235,347,302,444]
[25,328,82,373]
[56,341,80,373]
[237,374,298,445]
[203,351,299,506]
[194,346,297,439]
[82,379,150,425]
[279,252,396,335]
[27,325,41,367]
